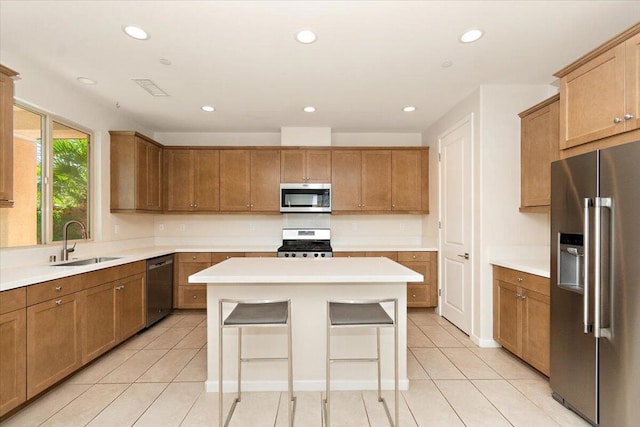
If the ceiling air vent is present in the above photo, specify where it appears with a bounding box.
[131,78,169,96]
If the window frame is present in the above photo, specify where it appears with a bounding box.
[14,100,93,246]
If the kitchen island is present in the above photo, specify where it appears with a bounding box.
[189,257,423,393]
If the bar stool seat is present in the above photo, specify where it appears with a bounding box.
[225,301,289,325]
[324,299,398,427]
[329,302,394,326]
[219,299,296,427]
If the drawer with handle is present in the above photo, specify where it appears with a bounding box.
[179,286,206,309]
[26,275,83,306]
[178,252,212,263]
[493,266,549,296]
[407,285,429,307]
[398,251,431,262]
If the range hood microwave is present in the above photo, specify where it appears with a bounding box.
[280,183,331,213]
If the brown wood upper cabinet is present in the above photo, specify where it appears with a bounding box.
[391,149,429,212]
[165,149,220,212]
[281,149,331,183]
[556,25,640,150]
[220,149,280,212]
[0,65,18,208]
[332,148,428,213]
[519,95,559,211]
[110,131,163,212]
[332,150,391,211]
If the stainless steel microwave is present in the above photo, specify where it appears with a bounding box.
[280,183,331,213]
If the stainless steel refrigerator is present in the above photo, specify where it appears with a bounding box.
[551,141,640,426]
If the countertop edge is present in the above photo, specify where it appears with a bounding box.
[490,259,550,278]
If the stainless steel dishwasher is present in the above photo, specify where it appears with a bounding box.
[146,254,174,327]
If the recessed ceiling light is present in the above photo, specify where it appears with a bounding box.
[459,28,483,43]
[123,25,149,40]
[303,106,316,113]
[441,60,453,68]
[296,29,317,44]
[201,105,215,112]
[403,106,417,112]
[77,77,97,85]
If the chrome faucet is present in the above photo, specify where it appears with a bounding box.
[61,220,87,261]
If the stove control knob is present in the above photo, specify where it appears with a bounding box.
[314,253,319,257]
[303,253,308,257]
[292,253,296,257]
[321,253,326,257]
[284,253,289,257]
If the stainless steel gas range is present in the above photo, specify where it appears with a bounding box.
[277,228,333,258]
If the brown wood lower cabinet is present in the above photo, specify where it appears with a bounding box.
[0,261,148,416]
[175,252,246,309]
[26,293,83,398]
[397,251,438,308]
[0,308,26,415]
[117,273,146,341]
[493,265,550,376]
[82,282,117,364]
[333,251,438,308]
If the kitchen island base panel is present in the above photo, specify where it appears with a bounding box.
[205,282,407,392]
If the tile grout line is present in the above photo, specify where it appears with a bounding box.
[431,379,482,427]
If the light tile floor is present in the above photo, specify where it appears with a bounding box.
[2,309,590,426]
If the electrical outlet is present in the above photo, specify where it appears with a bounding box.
[158,223,165,232]
[114,224,120,234]
[249,223,256,231]
[399,223,406,231]
[179,223,186,232]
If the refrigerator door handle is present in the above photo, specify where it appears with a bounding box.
[584,197,593,334]
[594,197,612,339]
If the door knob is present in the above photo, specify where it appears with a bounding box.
[457,253,470,260]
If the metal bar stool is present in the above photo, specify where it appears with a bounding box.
[323,298,398,427]
[219,298,296,427]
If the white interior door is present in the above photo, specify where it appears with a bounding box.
[439,116,472,334]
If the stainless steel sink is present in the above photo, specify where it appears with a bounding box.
[55,256,122,266]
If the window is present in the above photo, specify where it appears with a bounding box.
[0,103,91,247]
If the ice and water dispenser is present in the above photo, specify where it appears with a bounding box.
[558,233,585,293]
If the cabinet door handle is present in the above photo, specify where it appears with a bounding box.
[193,295,198,299]
[517,277,523,282]
[624,114,634,120]
[613,117,622,123]
[55,299,62,305]
[192,255,197,260]
[55,286,62,291]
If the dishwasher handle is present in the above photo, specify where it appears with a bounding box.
[148,258,174,270]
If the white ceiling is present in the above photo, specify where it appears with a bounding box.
[1,1,639,133]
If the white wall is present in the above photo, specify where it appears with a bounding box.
[422,84,556,345]
[1,51,157,265]
[154,131,422,147]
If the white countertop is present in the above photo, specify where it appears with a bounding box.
[490,259,550,278]
[189,257,424,284]
[0,245,435,291]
